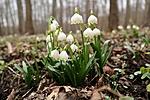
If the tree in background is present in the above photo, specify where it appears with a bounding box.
[25,0,34,34]
[109,0,119,31]
[146,0,150,27]
[125,0,130,27]
[17,0,23,34]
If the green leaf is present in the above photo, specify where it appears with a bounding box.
[146,84,150,92]
[14,64,25,74]
[119,96,134,100]
[22,61,28,73]
[141,73,147,79]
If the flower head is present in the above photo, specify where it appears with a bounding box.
[51,49,59,59]
[93,28,100,36]
[57,32,66,41]
[71,13,83,24]
[50,23,56,32]
[88,15,98,24]
[83,28,94,38]
[53,20,59,27]
[70,44,78,52]
[126,25,131,30]
[118,25,123,30]
[66,34,74,43]
[59,51,69,60]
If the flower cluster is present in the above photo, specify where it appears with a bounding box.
[43,7,112,87]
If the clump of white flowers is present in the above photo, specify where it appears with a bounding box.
[132,25,139,30]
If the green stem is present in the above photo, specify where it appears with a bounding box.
[79,24,85,56]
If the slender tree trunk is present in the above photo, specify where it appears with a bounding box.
[52,0,57,17]
[146,0,150,27]
[17,0,23,34]
[109,0,119,31]
[5,0,10,34]
[86,0,90,22]
[25,0,34,34]
[59,0,63,27]
[125,0,130,27]
[135,0,139,24]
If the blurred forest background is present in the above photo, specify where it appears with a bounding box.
[0,0,150,35]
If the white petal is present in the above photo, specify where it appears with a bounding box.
[59,51,69,60]
[57,32,66,41]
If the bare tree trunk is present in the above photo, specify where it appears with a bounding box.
[59,0,63,27]
[5,0,10,34]
[135,0,139,24]
[25,0,34,34]
[146,0,150,27]
[125,0,130,27]
[86,0,90,22]
[17,0,23,34]
[52,0,57,17]
[109,0,119,31]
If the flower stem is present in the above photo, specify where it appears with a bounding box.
[79,24,85,55]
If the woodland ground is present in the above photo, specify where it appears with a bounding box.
[0,30,149,100]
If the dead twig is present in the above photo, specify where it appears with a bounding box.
[95,85,124,98]
[22,87,33,98]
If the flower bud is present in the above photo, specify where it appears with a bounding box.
[57,32,66,41]
[70,44,78,52]
[66,34,74,43]
[51,49,59,59]
[88,15,98,24]
[50,23,56,32]
[71,13,83,24]
[93,28,100,36]
[59,51,69,60]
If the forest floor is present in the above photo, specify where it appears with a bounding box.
[0,29,150,100]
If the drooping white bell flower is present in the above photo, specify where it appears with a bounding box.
[118,25,123,30]
[50,23,56,32]
[66,34,74,43]
[88,15,98,24]
[132,25,137,29]
[83,28,94,38]
[71,13,83,24]
[57,32,66,41]
[51,49,59,59]
[46,35,52,43]
[136,26,139,30]
[70,44,78,52]
[52,20,59,27]
[126,25,131,30]
[93,28,100,36]
[59,51,69,60]
[112,30,117,34]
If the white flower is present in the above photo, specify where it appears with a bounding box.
[71,13,83,24]
[53,20,59,27]
[66,34,74,43]
[46,42,51,51]
[50,23,56,32]
[57,32,66,41]
[112,30,117,34]
[59,51,69,60]
[36,37,40,42]
[83,28,94,38]
[126,25,131,30]
[118,25,123,30]
[93,28,100,36]
[70,44,78,52]
[51,49,59,59]
[88,15,98,24]
[46,35,52,43]
[76,30,80,34]
[136,26,139,30]
[132,25,137,29]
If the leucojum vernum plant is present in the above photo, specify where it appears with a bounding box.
[42,7,112,87]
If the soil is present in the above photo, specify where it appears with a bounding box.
[0,32,149,100]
